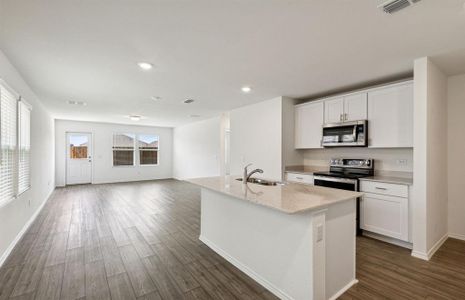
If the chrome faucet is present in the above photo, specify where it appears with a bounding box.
[243,163,264,183]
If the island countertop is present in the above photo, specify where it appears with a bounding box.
[187,176,363,214]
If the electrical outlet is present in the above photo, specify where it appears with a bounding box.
[397,159,408,166]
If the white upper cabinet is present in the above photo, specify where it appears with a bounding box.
[295,80,413,149]
[367,82,413,148]
[343,93,367,122]
[295,101,324,149]
[324,97,344,123]
[324,93,367,124]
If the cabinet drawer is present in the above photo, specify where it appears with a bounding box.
[360,193,409,241]
[286,173,314,185]
[360,181,408,198]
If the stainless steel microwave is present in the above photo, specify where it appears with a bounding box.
[322,120,367,147]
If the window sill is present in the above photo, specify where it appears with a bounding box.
[17,186,31,197]
[0,196,16,209]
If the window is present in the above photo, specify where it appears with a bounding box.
[0,83,18,204]
[112,133,159,166]
[18,100,32,194]
[0,80,32,206]
[138,134,159,165]
[69,135,88,159]
[113,133,135,166]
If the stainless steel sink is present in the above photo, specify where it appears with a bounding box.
[236,178,284,186]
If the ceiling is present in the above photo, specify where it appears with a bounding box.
[1,0,465,127]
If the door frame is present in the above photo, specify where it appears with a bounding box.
[65,131,94,185]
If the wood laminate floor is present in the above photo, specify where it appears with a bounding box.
[0,179,464,300]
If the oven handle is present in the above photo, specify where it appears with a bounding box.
[313,175,358,185]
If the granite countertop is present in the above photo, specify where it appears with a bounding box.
[187,176,362,214]
[359,176,413,186]
[284,165,327,175]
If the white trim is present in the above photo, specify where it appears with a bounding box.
[411,250,429,261]
[0,187,55,268]
[362,231,413,249]
[449,233,465,241]
[199,235,295,300]
[328,279,359,300]
[201,233,356,300]
[411,233,448,261]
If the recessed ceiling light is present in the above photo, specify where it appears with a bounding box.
[137,62,153,70]
[151,96,162,101]
[241,86,252,93]
[68,100,87,106]
[129,115,142,121]
[184,99,195,104]
[189,114,201,118]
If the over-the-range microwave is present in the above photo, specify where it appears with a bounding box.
[321,120,368,147]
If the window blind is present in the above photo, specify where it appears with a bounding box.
[18,100,31,194]
[138,134,159,165]
[113,133,135,166]
[0,83,18,205]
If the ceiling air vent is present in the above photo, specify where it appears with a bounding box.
[378,0,421,14]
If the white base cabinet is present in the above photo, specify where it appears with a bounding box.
[360,181,410,242]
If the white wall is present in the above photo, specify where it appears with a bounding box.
[447,73,465,240]
[173,117,221,180]
[55,119,173,186]
[0,50,55,264]
[282,97,304,170]
[230,97,283,181]
[412,57,448,259]
[302,148,413,173]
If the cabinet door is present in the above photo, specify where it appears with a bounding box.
[295,102,324,149]
[360,193,409,241]
[343,92,367,121]
[324,97,344,124]
[368,83,413,148]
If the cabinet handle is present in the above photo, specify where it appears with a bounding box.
[340,114,343,121]
[375,187,387,190]
[296,177,304,180]
[344,113,348,121]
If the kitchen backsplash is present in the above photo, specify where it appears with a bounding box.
[302,148,413,173]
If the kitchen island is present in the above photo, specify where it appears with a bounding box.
[188,176,362,300]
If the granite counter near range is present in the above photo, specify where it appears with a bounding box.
[359,175,413,185]
[188,175,362,214]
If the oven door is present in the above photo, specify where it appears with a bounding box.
[314,175,362,235]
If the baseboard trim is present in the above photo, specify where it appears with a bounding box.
[199,235,295,300]
[411,233,448,261]
[362,231,412,249]
[448,233,465,241]
[328,279,359,300]
[0,187,55,268]
[411,250,429,260]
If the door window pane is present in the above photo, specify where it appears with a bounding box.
[69,135,88,159]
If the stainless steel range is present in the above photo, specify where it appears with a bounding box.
[313,158,374,234]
